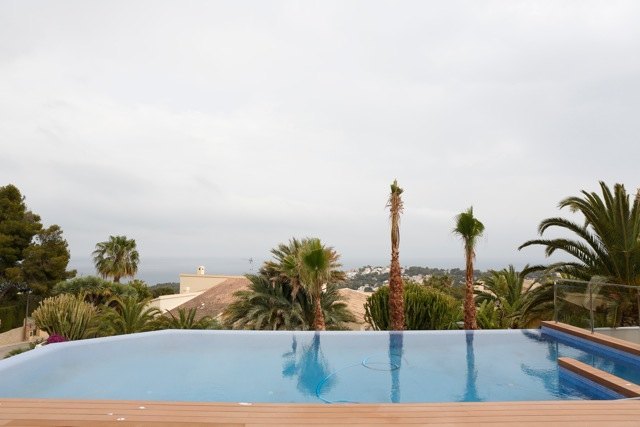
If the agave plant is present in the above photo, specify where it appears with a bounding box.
[32,294,98,340]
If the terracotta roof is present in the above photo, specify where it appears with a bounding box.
[169,277,251,320]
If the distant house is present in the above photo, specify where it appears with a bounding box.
[148,266,246,313]
[169,277,251,320]
[178,266,245,294]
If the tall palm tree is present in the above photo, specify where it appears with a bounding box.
[299,238,335,331]
[92,236,139,283]
[519,182,640,286]
[453,206,485,330]
[387,179,404,331]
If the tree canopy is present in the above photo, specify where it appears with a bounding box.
[0,184,42,281]
[519,182,640,285]
[0,184,74,296]
[92,235,140,283]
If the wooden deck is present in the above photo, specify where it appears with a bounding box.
[2,399,640,426]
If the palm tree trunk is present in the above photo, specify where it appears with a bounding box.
[313,292,326,331]
[389,248,404,330]
[464,250,478,330]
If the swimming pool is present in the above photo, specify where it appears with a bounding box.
[0,329,637,403]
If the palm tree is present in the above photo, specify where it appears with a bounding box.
[223,274,306,330]
[262,238,345,302]
[519,182,640,286]
[453,206,485,330]
[156,308,219,330]
[92,236,139,283]
[387,179,404,331]
[98,296,160,335]
[308,283,355,330]
[223,274,353,330]
[476,265,543,328]
[299,238,335,331]
[263,238,306,301]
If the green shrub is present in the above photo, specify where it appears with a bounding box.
[2,340,42,359]
[32,294,98,340]
[364,283,461,330]
[52,276,138,305]
[151,286,177,298]
[0,305,19,332]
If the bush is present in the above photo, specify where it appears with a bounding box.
[0,305,19,332]
[46,333,68,344]
[52,276,138,305]
[364,283,461,330]
[151,286,177,298]
[32,294,98,340]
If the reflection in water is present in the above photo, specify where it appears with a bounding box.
[520,330,563,395]
[462,332,483,402]
[519,330,617,397]
[282,334,333,397]
[389,332,403,403]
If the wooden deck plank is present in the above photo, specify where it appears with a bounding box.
[1,399,640,425]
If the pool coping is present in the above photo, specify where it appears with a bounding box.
[540,321,640,356]
[558,357,640,398]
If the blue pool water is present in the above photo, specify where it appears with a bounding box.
[0,329,638,403]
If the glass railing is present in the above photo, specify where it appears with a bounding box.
[553,279,640,333]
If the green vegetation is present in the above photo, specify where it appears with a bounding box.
[520,182,640,327]
[298,238,336,330]
[387,179,405,331]
[149,282,179,298]
[156,308,220,330]
[453,206,485,330]
[520,182,640,285]
[472,265,553,329]
[52,276,139,305]
[3,180,639,335]
[364,283,460,330]
[3,340,42,359]
[92,235,140,283]
[224,274,354,331]
[0,186,75,296]
[97,296,161,335]
[343,266,487,292]
[223,275,305,330]
[32,294,98,340]
[224,239,354,331]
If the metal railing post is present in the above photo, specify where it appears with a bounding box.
[588,281,594,333]
[553,280,558,323]
[637,288,640,328]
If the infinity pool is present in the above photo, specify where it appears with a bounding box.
[0,329,637,403]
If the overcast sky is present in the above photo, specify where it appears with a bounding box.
[2,1,640,280]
